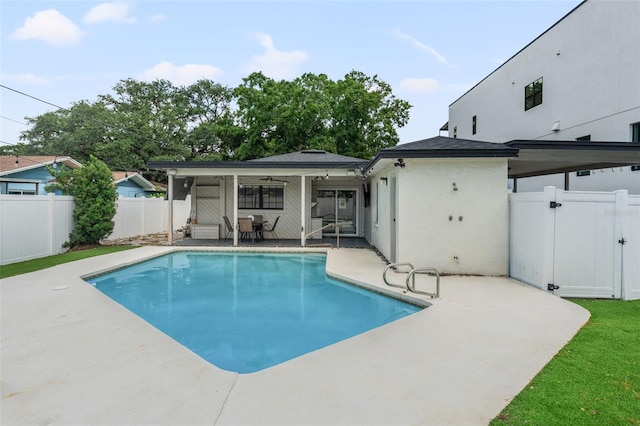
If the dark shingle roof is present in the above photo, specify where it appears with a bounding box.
[364,136,518,173]
[148,150,367,171]
[249,150,366,164]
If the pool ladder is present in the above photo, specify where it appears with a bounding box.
[383,262,440,299]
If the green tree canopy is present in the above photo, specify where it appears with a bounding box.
[17,71,412,174]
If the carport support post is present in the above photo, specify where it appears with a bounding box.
[233,175,239,246]
[167,171,174,246]
[564,172,570,190]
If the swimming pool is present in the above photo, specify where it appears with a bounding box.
[88,252,421,373]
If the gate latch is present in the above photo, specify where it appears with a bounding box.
[548,283,560,291]
[550,201,562,208]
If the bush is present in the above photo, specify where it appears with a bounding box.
[47,155,117,247]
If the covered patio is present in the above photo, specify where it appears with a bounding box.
[149,150,369,248]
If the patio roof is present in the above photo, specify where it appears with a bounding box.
[506,140,640,179]
[147,150,368,176]
[148,138,640,181]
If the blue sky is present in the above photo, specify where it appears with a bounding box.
[1,0,581,150]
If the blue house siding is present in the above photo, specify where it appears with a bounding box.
[1,167,55,195]
[116,180,148,198]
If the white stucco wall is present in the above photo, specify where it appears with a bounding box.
[449,0,640,143]
[369,158,510,275]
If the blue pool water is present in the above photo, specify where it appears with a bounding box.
[89,252,421,373]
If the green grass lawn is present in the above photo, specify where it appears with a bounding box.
[492,298,640,426]
[0,245,137,279]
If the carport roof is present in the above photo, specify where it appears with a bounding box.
[506,140,640,179]
[363,136,518,173]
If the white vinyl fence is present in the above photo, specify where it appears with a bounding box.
[510,187,640,300]
[0,194,190,265]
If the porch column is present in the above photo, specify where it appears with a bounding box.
[300,175,306,246]
[233,174,239,246]
[167,171,174,245]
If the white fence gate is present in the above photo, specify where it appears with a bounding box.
[0,195,191,265]
[510,187,639,300]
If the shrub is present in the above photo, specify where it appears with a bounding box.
[47,155,117,247]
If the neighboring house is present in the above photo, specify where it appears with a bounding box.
[0,156,160,198]
[148,137,639,276]
[112,171,164,198]
[446,0,640,194]
[0,156,82,195]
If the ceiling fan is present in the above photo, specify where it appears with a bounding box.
[260,176,289,185]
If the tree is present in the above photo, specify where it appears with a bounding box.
[19,101,115,163]
[232,71,411,160]
[46,156,117,248]
[330,71,411,159]
[18,71,411,166]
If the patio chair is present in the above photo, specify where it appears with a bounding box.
[238,217,255,242]
[223,216,234,240]
[262,216,280,241]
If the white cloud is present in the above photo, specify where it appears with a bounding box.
[149,14,168,23]
[139,61,223,86]
[11,9,85,46]
[400,78,440,94]
[84,2,136,24]
[393,29,457,70]
[0,73,51,86]
[245,33,309,80]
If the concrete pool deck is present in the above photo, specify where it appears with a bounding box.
[1,246,590,425]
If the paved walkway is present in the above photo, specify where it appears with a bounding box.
[1,246,589,425]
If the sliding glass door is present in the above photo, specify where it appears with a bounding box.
[316,189,357,236]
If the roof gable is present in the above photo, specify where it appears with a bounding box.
[0,156,82,176]
[248,150,367,164]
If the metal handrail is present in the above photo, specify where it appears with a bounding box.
[383,262,440,298]
[406,267,440,298]
[383,262,415,289]
[304,223,340,248]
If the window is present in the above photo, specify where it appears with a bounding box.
[576,135,591,141]
[238,185,284,210]
[576,170,591,177]
[632,165,640,172]
[472,115,477,135]
[453,126,457,138]
[632,122,640,142]
[525,78,543,111]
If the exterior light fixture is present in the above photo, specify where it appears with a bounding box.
[394,158,405,168]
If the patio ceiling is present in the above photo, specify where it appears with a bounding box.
[505,140,640,179]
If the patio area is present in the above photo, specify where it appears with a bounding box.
[175,236,373,249]
[1,246,589,425]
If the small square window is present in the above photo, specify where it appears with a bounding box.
[632,122,640,142]
[525,78,543,111]
[576,170,591,177]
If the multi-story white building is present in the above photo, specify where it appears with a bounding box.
[447,0,640,194]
